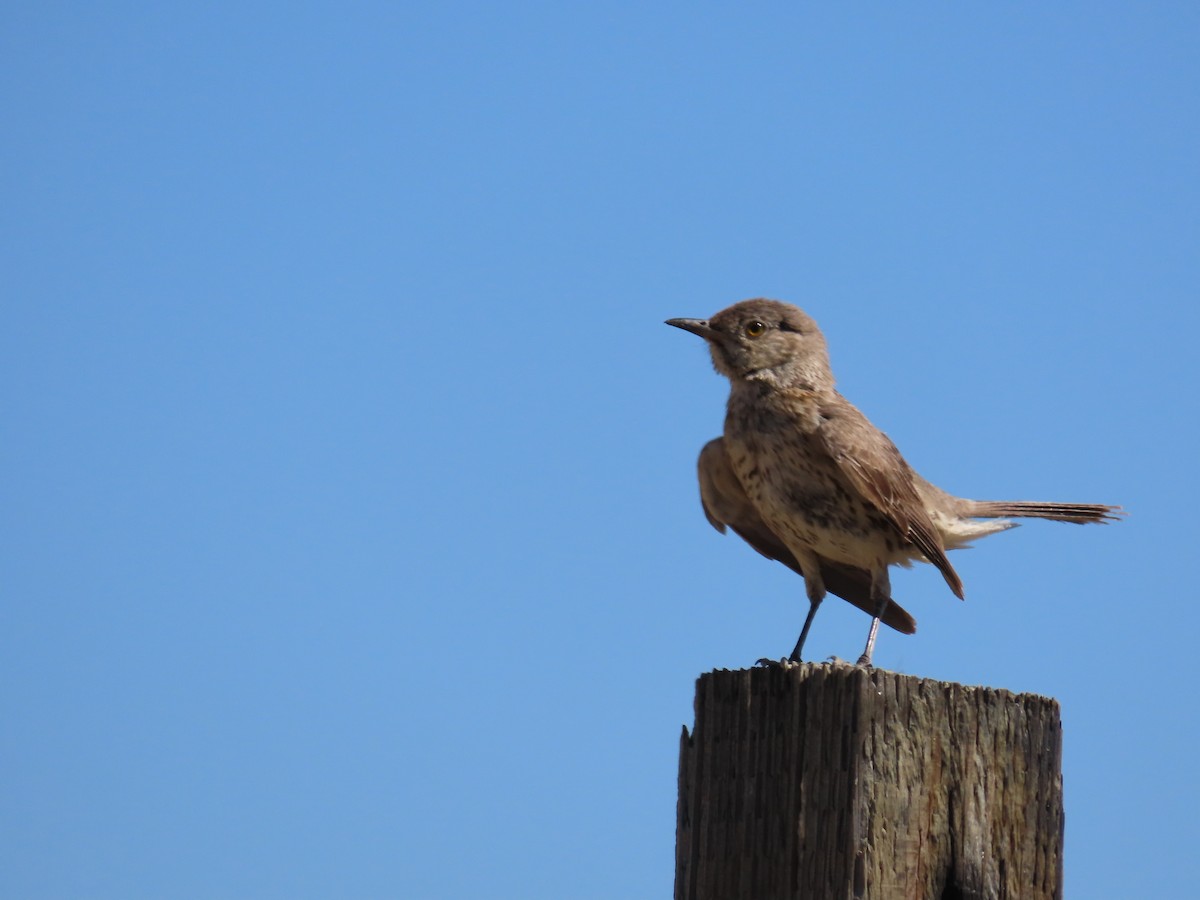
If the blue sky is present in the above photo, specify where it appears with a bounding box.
[3,3,1197,898]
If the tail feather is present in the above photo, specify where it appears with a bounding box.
[965,500,1122,525]
[820,561,918,634]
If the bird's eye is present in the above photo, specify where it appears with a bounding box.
[745,320,766,338]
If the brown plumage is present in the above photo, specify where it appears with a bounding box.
[668,298,1122,665]
[807,391,964,600]
[699,437,917,651]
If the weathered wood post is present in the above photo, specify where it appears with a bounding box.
[675,664,1063,900]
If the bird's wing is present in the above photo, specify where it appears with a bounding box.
[697,437,917,633]
[813,397,965,599]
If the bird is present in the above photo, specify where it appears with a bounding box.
[667,299,1121,666]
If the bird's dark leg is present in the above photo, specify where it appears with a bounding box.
[789,596,822,662]
[856,568,892,667]
[787,560,827,662]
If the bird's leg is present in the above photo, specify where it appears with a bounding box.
[789,598,822,662]
[788,557,826,662]
[856,567,892,667]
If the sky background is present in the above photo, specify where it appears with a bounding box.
[3,3,1197,898]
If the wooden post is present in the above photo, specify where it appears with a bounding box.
[675,664,1063,900]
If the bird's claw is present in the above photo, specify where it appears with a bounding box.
[756,656,798,668]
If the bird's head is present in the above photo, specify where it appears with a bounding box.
[666,299,833,390]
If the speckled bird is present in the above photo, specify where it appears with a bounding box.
[668,299,1121,666]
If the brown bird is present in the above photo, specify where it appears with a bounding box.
[668,299,1121,666]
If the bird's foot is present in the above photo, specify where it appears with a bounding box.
[755,657,799,669]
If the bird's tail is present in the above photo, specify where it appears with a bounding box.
[961,500,1123,525]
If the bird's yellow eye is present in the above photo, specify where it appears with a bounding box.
[745,320,766,338]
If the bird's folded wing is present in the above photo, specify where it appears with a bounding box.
[814,398,965,600]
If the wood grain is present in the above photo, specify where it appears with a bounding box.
[675,664,1063,900]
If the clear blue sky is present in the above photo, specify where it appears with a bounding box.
[3,4,1196,898]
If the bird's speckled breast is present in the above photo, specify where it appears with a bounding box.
[724,391,908,568]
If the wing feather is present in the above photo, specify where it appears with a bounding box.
[813,398,965,599]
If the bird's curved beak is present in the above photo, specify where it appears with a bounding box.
[665,317,714,340]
